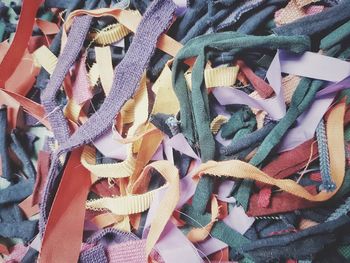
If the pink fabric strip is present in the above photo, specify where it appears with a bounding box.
[106,240,147,263]
[71,54,93,105]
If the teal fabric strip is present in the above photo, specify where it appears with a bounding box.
[181,204,250,250]
[320,20,350,50]
[316,119,335,192]
[173,32,310,214]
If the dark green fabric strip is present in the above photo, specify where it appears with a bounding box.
[173,33,310,214]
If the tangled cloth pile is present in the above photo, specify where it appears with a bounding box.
[1,0,350,262]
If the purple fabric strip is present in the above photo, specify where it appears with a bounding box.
[213,52,286,119]
[41,16,92,144]
[93,129,163,161]
[173,0,188,16]
[166,133,200,160]
[39,0,177,234]
[279,50,350,82]
[154,222,202,263]
[214,50,350,152]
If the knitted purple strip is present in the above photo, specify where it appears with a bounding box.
[80,244,108,263]
[80,228,139,263]
[86,228,139,245]
[39,0,176,235]
[41,15,92,144]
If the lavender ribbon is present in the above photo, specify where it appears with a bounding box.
[213,50,350,152]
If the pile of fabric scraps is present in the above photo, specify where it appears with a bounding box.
[2,0,350,262]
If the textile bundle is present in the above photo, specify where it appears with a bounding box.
[1,0,350,262]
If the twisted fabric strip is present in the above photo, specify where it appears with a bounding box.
[39,0,177,236]
[316,119,336,191]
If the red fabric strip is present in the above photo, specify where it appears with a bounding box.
[256,139,319,189]
[32,151,51,206]
[247,186,318,216]
[236,60,274,98]
[39,148,92,263]
[0,0,42,88]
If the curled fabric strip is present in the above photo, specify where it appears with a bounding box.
[192,101,345,202]
[87,161,180,256]
[65,7,182,57]
[185,66,240,90]
[0,0,42,87]
[81,75,149,179]
[33,46,58,75]
[95,46,114,95]
[204,66,239,88]
[34,46,86,123]
[86,186,164,215]
[187,195,220,242]
[41,15,92,144]
[81,146,136,179]
[89,23,131,45]
[173,32,310,213]
[142,161,180,255]
[210,115,228,134]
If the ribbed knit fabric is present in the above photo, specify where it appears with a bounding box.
[41,15,92,144]
[326,196,350,222]
[86,227,139,244]
[106,240,148,263]
[39,0,177,234]
[80,244,108,263]
[79,228,140,262]
[316,119,335,191]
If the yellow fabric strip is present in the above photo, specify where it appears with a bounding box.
[65,8,183,58]
[64,99,82,123]
[86,186,164,215]
[81,146,136,178]
[89,23,131,45]
[185,66,239,90]
[275,0,306,26]
[33,45,83,123]
[142,161,180,255]
[204,66,239,88]
[210,115,228,134]
[81,76,149,179]
[33,46,57,75]
[86,160,180,256]
[191,101,346,202]
[88,63,100,87]
[151,63,180,115]
[187,195,219,242]
[123,74,149,137]
[295,0,320,8]
[95,46,114,95]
